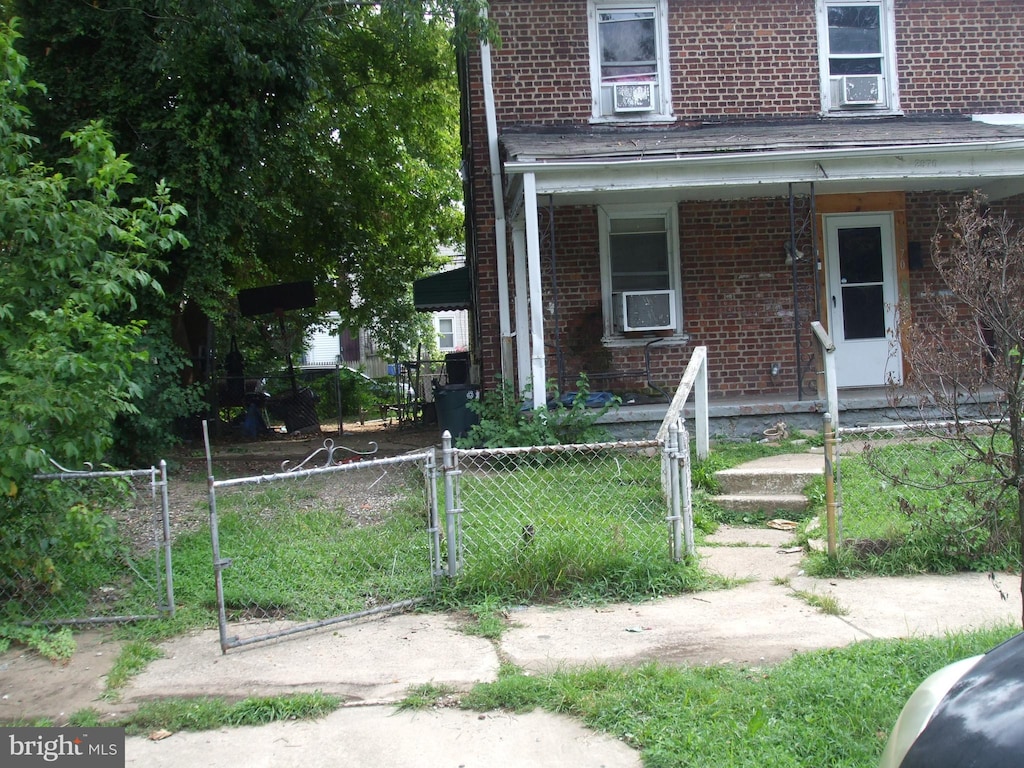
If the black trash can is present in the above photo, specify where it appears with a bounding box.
[435,384,479,438]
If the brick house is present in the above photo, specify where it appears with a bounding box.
[458,0,1024,432]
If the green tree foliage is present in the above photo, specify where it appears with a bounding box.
[0,20,186,594]
[0,20,187,487]
[12,0,482,371]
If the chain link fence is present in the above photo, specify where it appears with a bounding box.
[834,418,1015,563]
[2,463,173,627]
[199,421,697,651]
[443,429,694,603]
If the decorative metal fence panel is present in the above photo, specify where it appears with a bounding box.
[443,429,693,600]
[4,462,174,627]
[204,430,440,652]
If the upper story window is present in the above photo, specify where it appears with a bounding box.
[599,205,683,341]
[588,1,672,122]
[816,0,900,115]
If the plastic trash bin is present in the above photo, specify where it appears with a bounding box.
[435,384,479,438]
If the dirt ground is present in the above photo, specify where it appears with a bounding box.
[0,418,443,726]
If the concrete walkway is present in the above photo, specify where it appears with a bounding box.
[114,525,1020,768]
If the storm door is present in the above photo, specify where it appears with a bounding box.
[824,212,902,387]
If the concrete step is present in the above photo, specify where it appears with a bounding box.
[711,452,824,514]
[715,467,821,496]
[711,492,810,514]
[714,452,824,496]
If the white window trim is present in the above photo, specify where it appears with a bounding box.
[815,0,901,116]
[587,0,674,124]
[598,204,685,345]
[436,316,456,351]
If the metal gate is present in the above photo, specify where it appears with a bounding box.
[440,423,695,591]
[204,424,440,652]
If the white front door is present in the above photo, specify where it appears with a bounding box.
[825,212,902,387]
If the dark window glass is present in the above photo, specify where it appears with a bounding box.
[838,227,883,284]
[830,58,882,76]
[842,285,886,339]
[600,11,656,82]
[610,223,669,293]
[828,6,881,54]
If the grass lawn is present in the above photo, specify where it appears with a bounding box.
[456,624,1019,768]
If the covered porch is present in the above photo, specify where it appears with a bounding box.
[490,117,1024,423]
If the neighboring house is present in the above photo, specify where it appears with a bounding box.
[306,251,471,377]
[415,253,472,354]
[413,250,473,359]
[433,311,470,354]
[302,315,388,378]
[459,0,1024,426]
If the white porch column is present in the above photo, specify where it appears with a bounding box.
[523,172,546,410]
[512,224,531,398]
[480,33,513,377]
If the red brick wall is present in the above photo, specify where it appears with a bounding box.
[480,0,1024,125]
[897,1,1024,114]
[485,2,592,125]
[533,198,820,398]
[466,0,1024,392]
[679,198,819,396]
[905,191,1024,356]
[479,187,1024,398]
[669,0,820,120]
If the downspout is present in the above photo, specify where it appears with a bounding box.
[480,27,513,384]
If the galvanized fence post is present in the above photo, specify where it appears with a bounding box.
[667,421,683,561]
[425,447,443,578]
[203,420,232,653]
[158,459,175,617]
[442,430,461,578]
[678,419,695,557]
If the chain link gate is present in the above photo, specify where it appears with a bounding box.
[203,424,441,652]
[8,460,175,627]
[439,423,695,593]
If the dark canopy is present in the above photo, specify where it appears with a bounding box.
[413,266,471,312]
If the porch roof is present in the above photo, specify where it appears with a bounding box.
[500,117,1024,205]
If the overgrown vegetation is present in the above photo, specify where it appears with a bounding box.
[0,624,75,662]
[874,191,1024,619]
[438,450,717,605]
[804,439,1022,578]
[0,20,187,609]
[13,0,485,409]
[457,374,620,448]
[103,640,164,697]
[119,692,341,735]
[169,474,435,623]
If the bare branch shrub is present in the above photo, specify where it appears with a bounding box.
[880,192,1024,620]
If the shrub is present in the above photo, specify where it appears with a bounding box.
[457,374,619,448]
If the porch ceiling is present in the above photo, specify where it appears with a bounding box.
[500,117,1024,206]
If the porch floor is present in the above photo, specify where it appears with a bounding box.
[595,386,978,440]
[598,387,1003,442]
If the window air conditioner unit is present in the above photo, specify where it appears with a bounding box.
[835,74,882,106]
[613,290,676,332]
[613,82,654,112]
